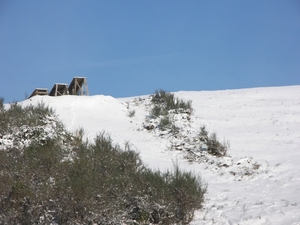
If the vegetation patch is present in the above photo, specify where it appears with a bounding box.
[151,89,193,116]
[198,126,229,157]
[0,100,68,151]
[143,90,229,157]
[0,98,207,224]
[143,89,192,134]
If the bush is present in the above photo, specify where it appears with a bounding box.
[198,126,229,156]
[159,115,172,129]
[167,164,207,223]
[150,104,164,118]
[0,101,57,134]
[0,102,206,224]
[147,89,192,134]
[135,163,207,224]
[127,109,136,117]
[150,89,193,117]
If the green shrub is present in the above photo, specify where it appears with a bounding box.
[137,163,207,224]
[150,89,193,117]
[148,89,192,134]
[167,163,207,223]
[159,115,172,129]
[0,101,58,134]
[128,109,136,117]
[198,126,229,156]
[150,104,164,118]
[0,101,206,224]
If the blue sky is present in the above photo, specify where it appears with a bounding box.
[1,0,300,103]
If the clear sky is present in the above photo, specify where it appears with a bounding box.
[1,0,299,103]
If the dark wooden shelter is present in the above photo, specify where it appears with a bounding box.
[29,77,89,99]
[29,88,49,98]
[49,83,69,96]
[68,77,89,96]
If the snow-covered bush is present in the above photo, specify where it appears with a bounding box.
[0,102,206,224]
[159,115,172,129]
[0,101,67,151]
[127,109,136,117]
[145,89,192,132]
[198,126,229,157]
[143,91,229,158]
[151,89,193,116]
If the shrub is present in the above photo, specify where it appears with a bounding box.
[1,132,206,224]
[0,101,58,134]
[147,89,192,133]
[150,104,164,118]
[137,163,207,224]
[159,115,172,129]
[167,164,207,223]
[198,126,229,156]
[128,109,136,117]
[199,125,209,142]
[0,100,206,224]
[150,89,193,117]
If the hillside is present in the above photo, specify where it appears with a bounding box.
[8,85,300,224]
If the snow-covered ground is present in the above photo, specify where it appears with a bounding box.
[21,85,300,224]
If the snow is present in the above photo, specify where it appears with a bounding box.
[19,85,300,224]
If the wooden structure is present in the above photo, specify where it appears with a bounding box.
[68,77,89,96]
[49,83,69,96]
[29,88,49,98]
[29,77,89,99]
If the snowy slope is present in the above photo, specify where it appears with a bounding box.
[22,85,300,224]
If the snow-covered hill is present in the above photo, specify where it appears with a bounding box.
[21,85,300,224]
